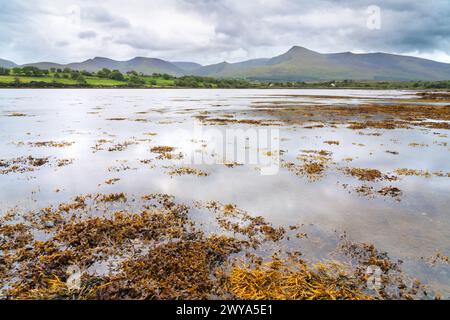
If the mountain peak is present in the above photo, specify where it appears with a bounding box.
[92,56,114,61]
[288,46,318,54]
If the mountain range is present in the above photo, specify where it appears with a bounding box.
[2,46,450,81]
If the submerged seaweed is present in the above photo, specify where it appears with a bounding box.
[0,193,428,300]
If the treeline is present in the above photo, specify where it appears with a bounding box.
[1,66,52,77]
[0,66,149,87]
[0,66,257,88]
[174,77,450,89]
[174,76,255,88]
[2,66,450,89]
[255,79,450,89]
[336,79,450,89]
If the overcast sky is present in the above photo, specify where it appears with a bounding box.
[1,0,450,65]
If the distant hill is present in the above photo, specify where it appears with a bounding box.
[21,57,186,76]
[67,57,185,76]
[0,58,17,68]
[191,46,450,81]
[192,59,270,77]
[3,46,450,80]
[22,62,64,70]
[171,62,203,72]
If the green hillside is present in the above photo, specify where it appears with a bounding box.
[5,46,450,81]
[191,46,450,81]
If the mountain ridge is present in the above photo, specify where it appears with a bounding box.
[3,46,450,81]
[190,46,450,81]
[0,58,17,69]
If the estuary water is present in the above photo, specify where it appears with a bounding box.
[1,89,449,296]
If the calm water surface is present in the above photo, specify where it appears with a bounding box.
[1,89,449,295]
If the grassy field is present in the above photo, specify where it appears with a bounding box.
[0,74,176,88]
[84,77,128,86]
[0,75,79,85]
[142,76,176,86]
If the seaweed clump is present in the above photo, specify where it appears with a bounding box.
[395,168,431,178]
[107,141,137,152]
[0,156,50,174]
[7,112,28,117]
[343,167,384,181]
[282,150,333,181]
[227,257,371,300]
[28,141,74,148]
[338,236,428,299]
[99,237,242,299]
[250,102,450,129]
[165,166,209,177]
[0,194,430,300]
[355,185,402,200]
[0,155,75,174]
[199,202,286,245]
[0,194,251,300]
[150,146,183,160]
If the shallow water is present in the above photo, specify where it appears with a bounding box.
[1,89,449,296]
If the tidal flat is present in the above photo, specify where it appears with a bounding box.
[0,89,449,299]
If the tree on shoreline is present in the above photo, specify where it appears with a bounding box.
[0,67,9,75]
[110,70,125,81]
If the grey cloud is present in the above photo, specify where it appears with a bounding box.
[78,30,97,39]
[81,7,131,29]
[1,0,450,64]
[114,31,174,51]
[108,19,131,29]
[56,41,69,47]
[180,0,450,55]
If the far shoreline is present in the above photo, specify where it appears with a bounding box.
[0,86,446,91]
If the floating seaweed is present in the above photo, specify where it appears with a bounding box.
[228,257,372,300]
[426,253,450,266]
[324,140,340,145]
[222,162,244,168]
[0,156,51,174]
[150,146,184,160]
[377,186,402,198]
[0,194,432,300]
[28,141,74,148]
[106,118,127,121]
[57,159,74,167]
[337,236,428,299]
[282,150,333,181]
[385,150,399,155]
[395,168,431,178]
[6,112,28,117]
[355,185,402,200]
[104,178,120,185]
[164,166,209,177]
[107,141,137,152]
[342,167,383,182]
